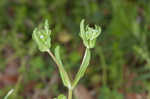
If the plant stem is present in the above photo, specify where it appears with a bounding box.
[47,50,60,68]
[72,48,90,89]
[47,49,72,89]
[68,89,73,99]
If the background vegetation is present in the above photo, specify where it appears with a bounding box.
[0,0,150,99]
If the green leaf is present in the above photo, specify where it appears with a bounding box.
[57,94,67,99]
[72,48,91,89]
[55,46,71,88]
[32,19,51,52]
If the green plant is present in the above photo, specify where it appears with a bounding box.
[32,19,101,99]
[98,86,123,99]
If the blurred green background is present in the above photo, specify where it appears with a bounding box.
[0,0,150,99]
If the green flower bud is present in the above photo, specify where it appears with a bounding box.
[80,19,101,48]
[32,20,51,52]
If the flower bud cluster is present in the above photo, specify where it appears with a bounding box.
[32,20,51,52]
[80,20,101,48]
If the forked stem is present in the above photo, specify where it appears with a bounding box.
[47,50,73,99]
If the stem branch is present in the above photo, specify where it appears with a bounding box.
[72,48,90,89]
[47,50,60,68]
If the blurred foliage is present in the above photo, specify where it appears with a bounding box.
[98,86,123,99]
[0,0,150,99]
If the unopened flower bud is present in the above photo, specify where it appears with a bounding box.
[80,19,101,48]
[32,20,51,52]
